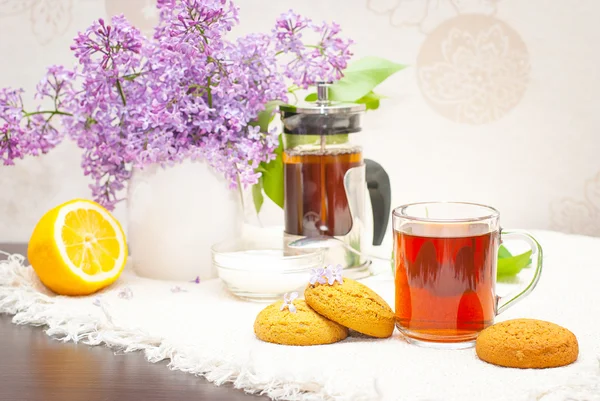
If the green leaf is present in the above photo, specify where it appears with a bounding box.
[498,245,512,259]
[250,101,285,213]
[251,179,264,214]
[329,56,407,101]
[497,250,532,278]
[356,91,383,110]
[251,100,285,133]
[258,135,284,209]
[304,57,405,103]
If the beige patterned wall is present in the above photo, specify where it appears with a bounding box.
[1,0,599,242]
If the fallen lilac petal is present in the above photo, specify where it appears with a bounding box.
[118,287,133,299]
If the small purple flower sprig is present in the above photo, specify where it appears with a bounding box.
[273,10,353,90]
[0,1,353,210]
[309,264,343,286]
[0,67,74,166]
[280,292,298,313]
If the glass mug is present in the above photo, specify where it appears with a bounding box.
[393,201,542,349]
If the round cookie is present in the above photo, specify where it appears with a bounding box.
[476,318,578,369]
[304,278,395,338]
[254,299,348,346]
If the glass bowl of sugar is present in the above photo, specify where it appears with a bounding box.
[212,226,324,302]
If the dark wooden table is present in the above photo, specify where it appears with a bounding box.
[0,244,265,401]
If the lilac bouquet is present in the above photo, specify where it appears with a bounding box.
[0,0,404,211]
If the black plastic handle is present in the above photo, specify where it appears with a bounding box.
[365,159,391,246]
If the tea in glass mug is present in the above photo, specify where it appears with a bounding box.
[392,202,542,349]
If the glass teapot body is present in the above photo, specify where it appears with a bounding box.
[279,83,387,278]
[282,133,369,276]
[282,133,364,238]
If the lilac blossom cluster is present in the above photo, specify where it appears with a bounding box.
[0,67,73,165]
[309,264,343,286]
[0,0,353,209]
[274,11,353,89]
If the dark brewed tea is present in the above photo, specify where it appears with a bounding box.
[283,148,362,237]
[394,228,498,342]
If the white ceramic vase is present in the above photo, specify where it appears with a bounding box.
[127,160,241,281]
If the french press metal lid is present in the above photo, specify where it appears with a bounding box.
[278,82,366,135]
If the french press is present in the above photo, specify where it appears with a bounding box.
[279,82,391,279]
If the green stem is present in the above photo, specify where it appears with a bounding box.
[276,44,321,57]
[207,77,213,108]
[122,72,144,81]
[23,110,72,117]
[53,83,60,110]
[116,79,127,106]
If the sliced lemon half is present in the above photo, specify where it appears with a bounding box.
[28,199,127,296]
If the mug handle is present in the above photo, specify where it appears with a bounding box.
[496,230,543,315]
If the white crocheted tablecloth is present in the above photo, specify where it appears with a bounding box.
[0,230,599,401]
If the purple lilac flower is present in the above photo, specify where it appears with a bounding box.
[0,88,23,120]
[273,10,311,53]
[280,292,298,313]
[65,15,147,208]
[313,22,353,81]
[0,67,72,166]
[0,88,26,165]
[309,267,327,285]
[325,264,343,285]
[273,10,353,88]
[0,1,354,210]
[0,125,22,166]
[23,66,76,156]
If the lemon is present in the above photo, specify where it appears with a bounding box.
[28,199,127,296]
